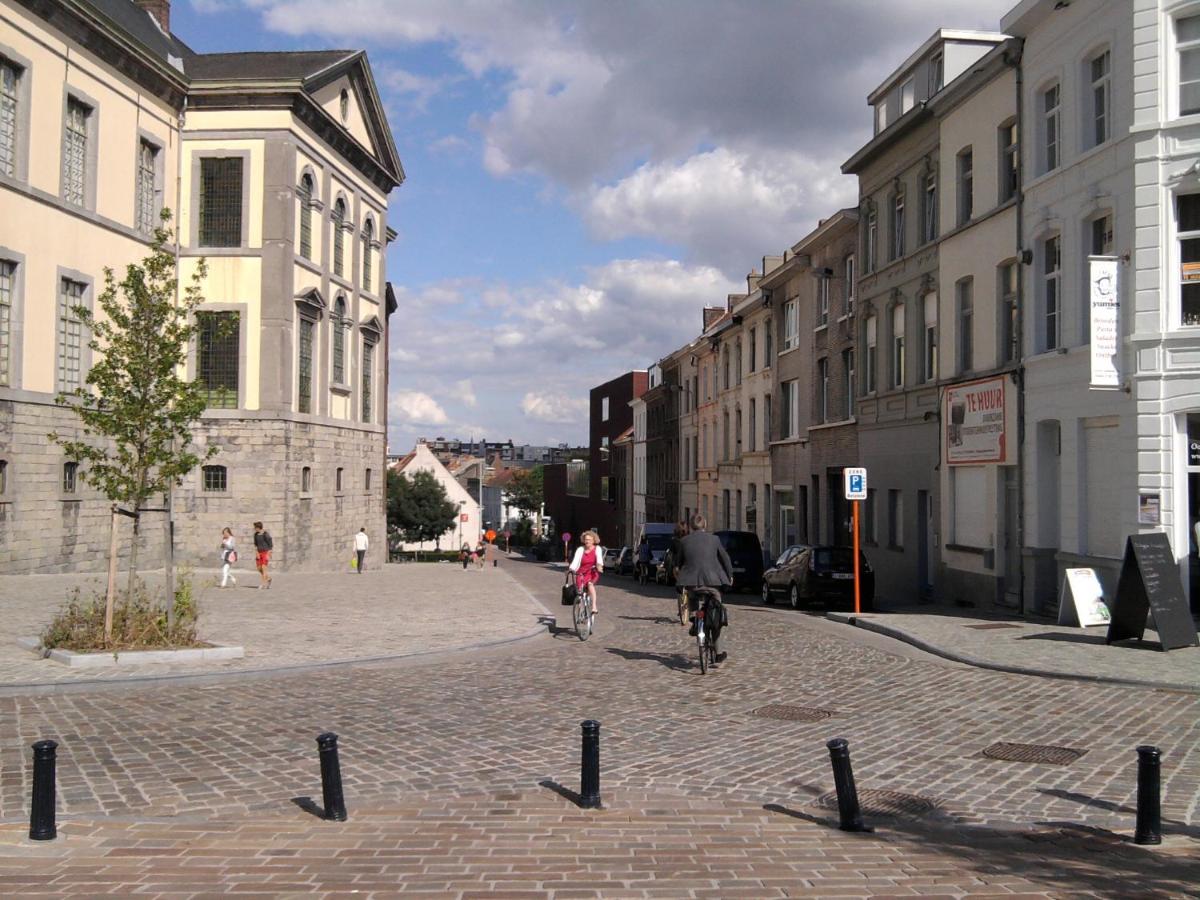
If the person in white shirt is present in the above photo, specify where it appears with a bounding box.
[354,527,369,574]
[220,527,237,588]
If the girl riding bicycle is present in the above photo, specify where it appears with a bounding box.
[568,530,604,615]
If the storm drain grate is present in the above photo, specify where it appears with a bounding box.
[964,622,1023,630]
[815,789,941,820]
[982,741,1088,765]
[750,704,835,722]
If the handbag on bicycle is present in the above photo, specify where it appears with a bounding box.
[561,571,575,606]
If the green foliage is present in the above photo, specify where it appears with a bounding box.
[506,466,543,517]
[49,211,213,511]
[388,468,459,547]
[41,572,201,652]
[511,516,534,547]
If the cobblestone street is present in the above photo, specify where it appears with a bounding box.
[0,560,1196,897]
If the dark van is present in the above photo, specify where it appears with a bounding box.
[713,530,764,593]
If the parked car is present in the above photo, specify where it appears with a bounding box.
[602,547,623,571]
[761,544,874,611]
[714,530,764,593]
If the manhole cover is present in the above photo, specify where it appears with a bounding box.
[750,704,835,722]
[814,788,940,819]
[965,622,1023,630]
[982,742,1088,765]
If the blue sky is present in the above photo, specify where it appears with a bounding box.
[178,0,1013,454]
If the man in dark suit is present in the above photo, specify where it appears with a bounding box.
[674,513,734,663]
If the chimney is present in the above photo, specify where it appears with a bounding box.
[135,0,170,33]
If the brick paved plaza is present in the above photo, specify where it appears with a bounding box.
[0,560,1196,897]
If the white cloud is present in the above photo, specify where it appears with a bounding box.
[378,65,457,115]
[390,390,449,425]
[455,379,477,407]
[522,391,588,424]
[428,134,471,157]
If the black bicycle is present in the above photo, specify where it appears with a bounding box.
[692,587,724,674]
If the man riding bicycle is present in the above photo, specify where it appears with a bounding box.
[673,513,733,664]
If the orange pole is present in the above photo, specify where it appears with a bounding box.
[852,500,861,615]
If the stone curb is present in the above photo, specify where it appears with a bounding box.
[825,611,1200,693]
[0,570,554,694]
[16,638,245,667]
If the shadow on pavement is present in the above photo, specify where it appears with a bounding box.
[538,778,586,808]
[618,615,679,625]
[1039,788,1200,841]
[290,796,325,820]
[605,646,695,672]
[1018,631,1161,651]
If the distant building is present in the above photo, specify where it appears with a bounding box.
[390,443,480,551]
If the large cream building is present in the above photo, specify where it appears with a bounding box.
[0,0,404,573]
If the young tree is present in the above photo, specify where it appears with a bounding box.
[50,213,213,635]
[388,469,459,555]
[506,465,544,519]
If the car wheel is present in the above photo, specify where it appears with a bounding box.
[789,583,800,610]
[761,581,772,605]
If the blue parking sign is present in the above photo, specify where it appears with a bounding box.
[844,467,868,500]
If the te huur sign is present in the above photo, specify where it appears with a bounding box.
[1106,533,1199,652]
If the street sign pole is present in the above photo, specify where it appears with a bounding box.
[853,500,861,615]
[843,467,867,616]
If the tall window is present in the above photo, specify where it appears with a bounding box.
[748,398,756,452]
[62,97,90,206]
[1089,48,1111,148]
[843,349,855,419]
[1043,234,1061,348]
[764,394,772,445]
[749,327,757,372]
[333,198,347,277]
[136,140,158,235]
[62,462,78,494]
[1042,83,1060,172]
[302,466,312,493]
[783,300,798,350]
[999,121,1018,202]
[1179,16,1200,116]
[197,311,239,408]
[922,169,937,243]
[891,188,906,260]
[844,254,856,315]
[0,459,6,495]
[957,148,973,226]
[888,489,904,548]
[865,206,878,272]
[0,59,18,177]
[722,346,730,389]
[1000,261,1018,362]
[0,260,12,386]
[781,380,798,438]
[735,408,742,455]
[891,303,905,388]
[362,340,375,423]
[57,279,84,392]
[199,158,243,247]
[865,315,877,394]
[1088,213,1114,342]
[1179,195,1200,325]
[332,296,347,383]
[923,292,938,382]
[818,273,830,326]
[735,339,743,385]
[764,320,773,364]
[865,488,877,543]
[299,174,314,259]
[817,357,829,423]
[722,411,730,459]
[362,218,374,292]
[298,316,314,414]
[957,278,974,371]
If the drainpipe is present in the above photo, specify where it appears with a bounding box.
[1009,39,1027,617]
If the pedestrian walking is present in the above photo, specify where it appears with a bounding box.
[484,539,499,568]
[474,540,485,569]
[253,521,273,590]
[220,527,238,588]
[354,527,369,573]
[461,542,471,570]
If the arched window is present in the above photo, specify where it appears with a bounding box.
[333,295,347,384]
[299,173,314,259]
[333,197,346,277]
[301,465,312,493]
[362,218,374,292]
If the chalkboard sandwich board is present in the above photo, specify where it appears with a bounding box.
[1106,533,1199,652]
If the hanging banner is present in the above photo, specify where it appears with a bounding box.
[1089,255,1120,389]
[945,376,1007,465]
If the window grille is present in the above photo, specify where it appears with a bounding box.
[362,219,373,291]
[333,296,347,383]
[63,98,88,206]
[361,340,374,423]
[197,311,239,408]
[333,199,346,276]
[199,158,242,247]
[298,316,314,413]
[0,60,18,178]
[202,465,227,492]
[136,140,157,234]
[0,260,12,386]
[299,175,314,259]
[62,462,77,493]
[58,279,84,391]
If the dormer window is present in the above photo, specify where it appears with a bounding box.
[900,78,915,114]
[929,52,944,96]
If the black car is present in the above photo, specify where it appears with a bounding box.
[713,530,764,593]
[762,544,874,610]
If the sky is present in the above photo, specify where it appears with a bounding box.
[176,0,1015,454]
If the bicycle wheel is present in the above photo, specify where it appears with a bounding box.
[696,610,707,674]
[575,591,591,641]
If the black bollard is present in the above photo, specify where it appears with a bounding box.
[1134,745,1162,845]
[316,732,348,822]
[29,740,58,842]
[826,738,867,832]
[580,720,601,809]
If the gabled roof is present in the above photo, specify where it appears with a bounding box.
[86,0,194,63]
[185,50,356,81]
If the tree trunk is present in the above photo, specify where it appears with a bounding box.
[163,487,175,632]
[126,505,141,599]
[104,506,119,645]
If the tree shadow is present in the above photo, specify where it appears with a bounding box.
[1039,787,1200,840]
[605,646,695,672]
